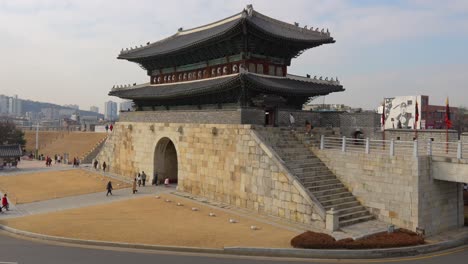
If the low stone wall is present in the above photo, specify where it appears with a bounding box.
[96,122,325,227]
[313,148,463,235]
[385,129,459,142]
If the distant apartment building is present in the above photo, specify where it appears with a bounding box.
[119,100,133,112]
[6,95,22,117]
[104,101,117,121]
[64,104,80,110]
[90,106,99,113]
[0,95,8,114]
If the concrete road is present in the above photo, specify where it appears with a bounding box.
[0,232,467,264]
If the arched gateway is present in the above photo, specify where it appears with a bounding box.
[154,137,178,185]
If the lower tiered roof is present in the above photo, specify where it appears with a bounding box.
[109,72,344,100]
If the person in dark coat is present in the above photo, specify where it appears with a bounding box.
[106,181,113,196]
[141,171,147,186]
[102,162,107,172]
[132,179,138,194]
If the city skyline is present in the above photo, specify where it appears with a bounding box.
[0,1,467,110]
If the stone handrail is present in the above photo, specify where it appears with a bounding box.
[250,128,326,221]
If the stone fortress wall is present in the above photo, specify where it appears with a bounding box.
[313,148,464,236]
[96,122,326,228]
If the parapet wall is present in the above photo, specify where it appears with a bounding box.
[313,148,463,235]
[385,129,459,142]
[119,110,242,124]
[96,122,325,227]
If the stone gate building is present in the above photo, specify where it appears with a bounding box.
[97,5,465,235]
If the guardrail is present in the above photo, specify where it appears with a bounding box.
[319,136,467,159]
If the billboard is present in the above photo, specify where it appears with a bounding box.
[383,96,422,129]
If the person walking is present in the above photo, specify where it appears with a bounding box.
[105,124,109,132]
[132,178,138,194]
[2,193,9,211]
[137,173,142,187]
[102,162,107,172]
[94,160,98,170]
[109,124,113,132]
[141,171,147,186]
[106,181,113,196]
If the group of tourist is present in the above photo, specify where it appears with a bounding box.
[289,113,314,136]
[93,160,107,172]
[105,171,171,197]
[44,154,77,167]
[72,157,81,167]
[105,124,114,133]
[132,171,147,194]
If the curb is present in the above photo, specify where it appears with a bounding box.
[0,225,222,255]
[0,224,467,259]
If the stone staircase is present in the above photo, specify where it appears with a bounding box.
[256,127,373,227]
[81,136,108,164]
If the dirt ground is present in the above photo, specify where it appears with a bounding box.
[0,169,130,204]
[0,194,298,248]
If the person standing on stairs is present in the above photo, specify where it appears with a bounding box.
[289,113,295,131]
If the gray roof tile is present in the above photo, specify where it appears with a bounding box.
[0,144,22,158]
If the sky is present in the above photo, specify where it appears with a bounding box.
[0,0,467,112]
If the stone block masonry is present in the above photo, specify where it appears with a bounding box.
[313,148,464,235]
[96,122,325,228]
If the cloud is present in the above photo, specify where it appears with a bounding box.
[0,0,467,111]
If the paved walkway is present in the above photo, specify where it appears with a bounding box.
[0,185,173,219]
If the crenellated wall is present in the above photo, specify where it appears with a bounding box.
[96,122,325,228]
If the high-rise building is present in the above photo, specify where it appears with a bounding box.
[90,106,99,113]
[7,95,22,116]
[104,101,117,121]
[119,100,133,112]
[0,95,8,114]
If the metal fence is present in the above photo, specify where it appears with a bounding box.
[319,136,468,159]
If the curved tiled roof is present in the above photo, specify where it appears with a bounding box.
[118,6,334,60]
[0,144,22,158]
[109,73,344,100]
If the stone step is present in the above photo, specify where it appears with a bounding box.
[287,161,326,169]
[301,176,341,188]
[308,182,345,192]
[319,196,357,207]
[312,187,348,197]
[295,170,333,178]
[324,200,361,211]
[339,209,370,222]
[301,178,341,188]
[339,215,375,227]
[299,174,336,183]
[278,149,311,155]
[335,205,367,216]
[283,155,319,161]
[315,191,353,202]
[292,165,329,173]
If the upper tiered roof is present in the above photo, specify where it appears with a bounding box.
[118,5,335,69]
